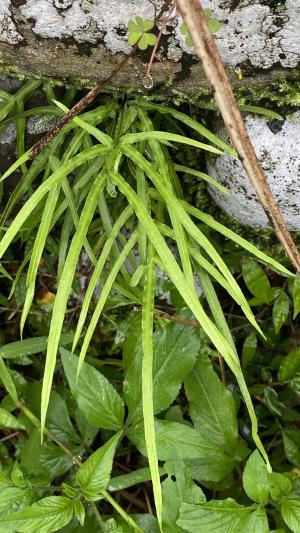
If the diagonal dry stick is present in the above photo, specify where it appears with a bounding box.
[176,0,300,272]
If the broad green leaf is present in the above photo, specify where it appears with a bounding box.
[177,499,252,532]
[282,431,300,468]
[278,348,300,382]
[293,275,300,319]
[242,257,272,302]
[240,508,269,533]
[242,332,257,368]
[162,461,205,533]
[184,353,239,453]
[5,496,74,533]
[268,472,292,501]
[123,315,199,418]
[0,408,24,430]
[61,349,124,430]
[242,450,270,504]
[281,498,300,533]
[0,333,74,359]
[20,429,73,482]
[0,486,31,519]
[127,419,220,461]
[273,292,290,334]
[76,431,121,500]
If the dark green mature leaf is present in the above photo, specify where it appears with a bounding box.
[5,496,74,533]
[242,257,273,303]
[242,451,270,504]
[20,429,74,481]
[242,332,257,369]
[127,419,219,461]
[273,292,290,334]
[123,316,199,419]
[76,431,121,500]
[184,353,238,453]
[278,348,300,382]
[26,382,79,445]
[61,349,124,430]
[177,499,252,532]
[281,498,300,533]
[293,276,300,319]
[162,460,205,533]
[282,431,300,468]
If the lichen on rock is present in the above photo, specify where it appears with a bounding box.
[207,111,300,230]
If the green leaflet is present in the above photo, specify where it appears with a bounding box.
[281,498,300,533]
[61,349,124,430]
[123,315,199,419]
[242,451,270,505]
[4,496,74,533]
[76,431,121,500]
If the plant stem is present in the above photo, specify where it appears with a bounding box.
[101,490,144,533]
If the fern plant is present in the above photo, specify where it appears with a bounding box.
[0,81,294,527]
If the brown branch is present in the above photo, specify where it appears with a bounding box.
[29,0,174,160]
[176,0,300,272]
[133,306,199,328]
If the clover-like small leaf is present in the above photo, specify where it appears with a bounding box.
[127,17,156,50]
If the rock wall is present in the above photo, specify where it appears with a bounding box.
[0,1,299,93]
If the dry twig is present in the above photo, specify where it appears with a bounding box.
[176,0,300,272]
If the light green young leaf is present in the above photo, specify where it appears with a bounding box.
[139,101,236,155]
[293,275,300,319]
[61,348,124,430]
[273,292,290,334]
[111,168,270,470]
[76,431,121,500]
[174,164,229,194]
[73,500,85,527]
[127,419,220,461]
[177,499,252,532]
[181,203,293,278]
[242,332,257,368]
[141,258,162,530]
[41,168,107,434]
[0,408,24,430]
[242,450,270,504]
[268,472,292,501]
[121,131,224,155]
[281,497,300,533]
[124,316,199,419]
[278,348,300,382]
[0,355,18,402]
[4,496,74,533]
[0,486,31,520]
